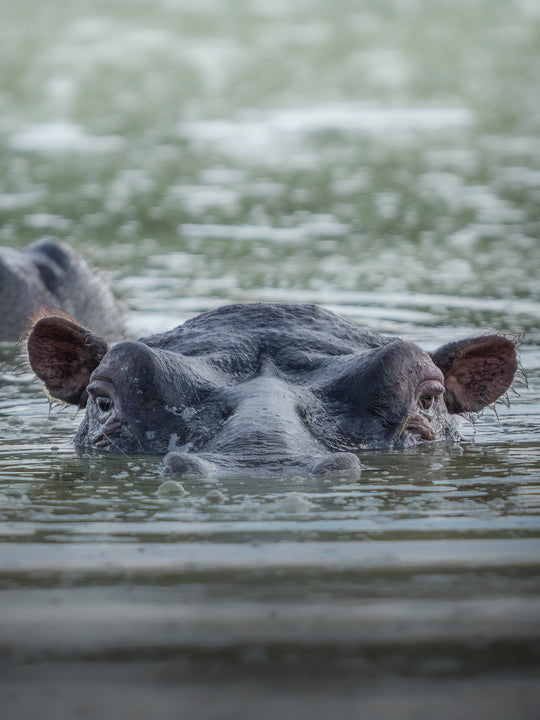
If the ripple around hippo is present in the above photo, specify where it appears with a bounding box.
[26,302,517,479]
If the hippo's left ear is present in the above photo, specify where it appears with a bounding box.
[431,335,518,414]
[27,316,108,405]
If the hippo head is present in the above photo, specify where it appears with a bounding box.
[27,304,518,479]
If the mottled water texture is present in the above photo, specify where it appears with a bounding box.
[1,0,540,717]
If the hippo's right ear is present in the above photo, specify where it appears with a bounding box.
[27,316,108,406]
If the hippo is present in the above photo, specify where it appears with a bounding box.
[27,303,518,478]
[0,238,124,341]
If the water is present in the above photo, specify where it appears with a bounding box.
[1,0,540,716]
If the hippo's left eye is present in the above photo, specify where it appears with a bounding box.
[420,395,437,411]
[417,380,444,414]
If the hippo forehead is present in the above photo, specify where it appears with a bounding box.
[139,303,390,374]
[97,304,394,382]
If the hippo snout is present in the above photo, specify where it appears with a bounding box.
[162,449,362,480]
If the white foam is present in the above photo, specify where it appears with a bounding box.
[166,185,240,213]
[179,104,473,160]
[178,215,348,243]
[23,213,71,231]
[9,122,125,153]
[0,192,43,210]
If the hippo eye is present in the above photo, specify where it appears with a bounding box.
[96,395,113,414]
[87,381,114,418]
[420,395,437,411]
[417,380,444,414]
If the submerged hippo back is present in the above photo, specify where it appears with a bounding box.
[0,238,124,341]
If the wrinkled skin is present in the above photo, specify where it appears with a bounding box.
[27,303,518,479]
[0,238,124,341]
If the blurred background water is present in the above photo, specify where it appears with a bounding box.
[1,0,540,717]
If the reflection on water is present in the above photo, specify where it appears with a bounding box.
[1,0,540,713]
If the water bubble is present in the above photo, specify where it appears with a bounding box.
[206,488,227,504]
[156,480,186,498]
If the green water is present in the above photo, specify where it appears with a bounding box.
[1,0,540,717]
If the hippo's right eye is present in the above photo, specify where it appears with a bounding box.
[96,396,112,413]
[87,382,114,417]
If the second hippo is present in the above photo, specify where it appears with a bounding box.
[0,238,124,341]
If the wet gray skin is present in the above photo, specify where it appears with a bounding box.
[27,303,518,479]
[0,238,125,341]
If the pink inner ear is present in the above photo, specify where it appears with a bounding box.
[27,316,108,405]
[435,335,518,413]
